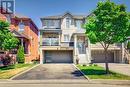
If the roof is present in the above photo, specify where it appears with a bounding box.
[0,7,38,31]
[11,30,30,40]
[41,12,88,20]
[14,13,29,18]
[13,14,38,31]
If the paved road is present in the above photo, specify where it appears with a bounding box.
[12,64,85,80]
[97,63,130,76]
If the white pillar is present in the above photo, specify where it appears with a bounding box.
[59,33,61,46]
[40,48,43,64]
[21,38,23,46]
[74,35,77,64]
[88,38,91,63]
[121,43,125,63]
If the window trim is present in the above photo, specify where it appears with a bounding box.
[66,17,71,28]
[18,22,25,32]
[64,34,70,42]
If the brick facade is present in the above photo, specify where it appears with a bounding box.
[0,12,39,63]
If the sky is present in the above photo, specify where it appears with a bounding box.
[15,0,130,28]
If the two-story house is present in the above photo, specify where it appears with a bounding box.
[39,12,124,64]
[0,9,39,63]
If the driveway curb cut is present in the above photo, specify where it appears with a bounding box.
[10,64,40,80]
[73,64,90,81]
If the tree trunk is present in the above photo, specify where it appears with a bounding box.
[104,48,109,74]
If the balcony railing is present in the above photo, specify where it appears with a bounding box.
[42,38,59,46]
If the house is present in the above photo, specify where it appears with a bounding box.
[39,12,124,64]
[0,10,39,63]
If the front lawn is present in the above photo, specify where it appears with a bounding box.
[0,64,35,79]
[77,65,130,80]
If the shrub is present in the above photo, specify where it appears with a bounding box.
[16,46,25,63]
[0,54,12,66]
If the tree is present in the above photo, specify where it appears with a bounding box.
[16,46,25,63]
[84,0,130,74]
[0,20,19,51]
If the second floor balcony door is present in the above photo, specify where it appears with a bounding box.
[76,20,82,30]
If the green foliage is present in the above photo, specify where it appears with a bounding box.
[16,46,25,63]
[127,41,130,49]
[84,0,130,47]
[0,20,19,51]
[77,65,130,80]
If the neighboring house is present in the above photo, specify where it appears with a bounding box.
[0,10,39,63]
[39,12,124,64]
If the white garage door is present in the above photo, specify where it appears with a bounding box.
[45,51,73,63]
[91,51,114,63]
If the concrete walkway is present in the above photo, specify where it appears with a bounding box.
[97,63,130,76]
[12,64,85,80]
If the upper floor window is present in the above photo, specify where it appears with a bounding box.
[43,20,60,28]
[6,15,11,23]
[64,34,69,42]
[18,22,25,32]
[66,18,71,28]
[75,20,83,29]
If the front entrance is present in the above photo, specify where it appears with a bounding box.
[44,50,73,63]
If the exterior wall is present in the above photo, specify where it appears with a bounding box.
[40,13,124,64]
[60,15,77,42]
[0,13,39,63]
[0,14,7,21]
[10,19,39,63]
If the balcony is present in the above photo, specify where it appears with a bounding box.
[42,38,59,46]
[91,43,122,50]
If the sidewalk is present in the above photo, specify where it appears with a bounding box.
[0,79,130,86]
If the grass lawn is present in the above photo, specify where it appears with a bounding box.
[77,65,130,80]
[0,64,35,79]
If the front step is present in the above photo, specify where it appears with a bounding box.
[78,54,89,64]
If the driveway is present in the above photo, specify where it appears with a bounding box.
[12,64,85,80]
[97,63,130,76]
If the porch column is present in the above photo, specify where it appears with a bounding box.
[121,43,125,63]
[21,38,23,46]
[40,48,43,64]
[74,35,77,64]
[87,38,91,63]
[59,33,61,46]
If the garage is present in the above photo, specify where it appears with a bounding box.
[91,50,114,63]
[44,50,73,63]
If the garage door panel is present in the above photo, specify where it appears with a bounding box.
[92,51,114,63]
[45,51,73,63]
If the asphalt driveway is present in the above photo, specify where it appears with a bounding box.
[12,64,85,80]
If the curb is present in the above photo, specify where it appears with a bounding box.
[10,64,40,80]
[73,64,90,81]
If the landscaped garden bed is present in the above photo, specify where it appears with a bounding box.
[0,64,35,79]
[77,64,130,80]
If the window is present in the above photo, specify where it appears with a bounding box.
[6,15,11,23]
[75,20,82,29]
[18,22,25,32]
[49,20,54,27]
[64,34,69,42]
[66,18,71,28]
